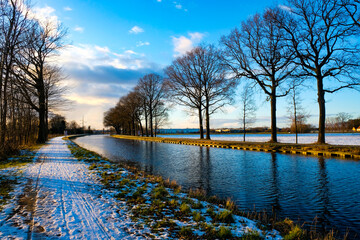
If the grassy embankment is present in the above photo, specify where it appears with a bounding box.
[0,144,41,210]
[66,137,339,239]
[112,135,360,160]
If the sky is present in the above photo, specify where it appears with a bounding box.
[34,0,360,130]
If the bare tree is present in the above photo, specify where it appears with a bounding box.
[287,78,309,144]
[336,112,352,132]
[136,74,166,137]
[165,55,205,139]
[277,0,360,143]
[104,106,124,134]
[166,45,235,140]
[15,20,66,143]
[197,45,236,140]
[0,0,31,149]
[222,8,295,142]
[342,0,360,27]
[153,101,169,137]
[239,82,257,142]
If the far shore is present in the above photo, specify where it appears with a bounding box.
[111,134,360,160]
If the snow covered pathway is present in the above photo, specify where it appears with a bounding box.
[0,137,139,239]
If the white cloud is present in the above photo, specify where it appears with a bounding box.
[55,44,150,70]
[172,32,205,56]
[29,6,60,30]
[157,0,162,2]
[136,41,150,47]
[53,44,160,128]
[175,4,182,9]
[74,26,84,33]
[64,6,72,11]
[129,26,144,34]
[278,4,292,12]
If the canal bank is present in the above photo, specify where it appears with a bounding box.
[73,135,360,238]
[112,134,360,160]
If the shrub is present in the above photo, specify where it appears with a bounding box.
[284,226,306,240]
[152,185,169,199]
[178,226,193,238]
[180,203,191,214]
[274,218,294,235]
[88,163,97,170]
[192,211,204,222]
[225,198,236,211]
[214,210,234,223]
[217,226,232,239]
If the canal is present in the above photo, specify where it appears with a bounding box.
[74,135,360,237]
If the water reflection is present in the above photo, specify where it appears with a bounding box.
[269,153,280,212]
[314,158,331,233]
[74,135,360,238]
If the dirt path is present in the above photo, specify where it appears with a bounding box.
[0,137,139,239]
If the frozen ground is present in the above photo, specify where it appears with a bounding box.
[0,137,282,239]
[0,137,143,239]
[158,133,360,145]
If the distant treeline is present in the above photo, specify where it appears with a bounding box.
[0,0,66,160]
[105,0,360,144]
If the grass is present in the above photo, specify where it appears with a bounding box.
[0,146,38,210]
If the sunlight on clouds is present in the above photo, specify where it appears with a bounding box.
[66,95,112,106]
[55,44,150,70]
[172,32,204,56]
[28,5,59,31]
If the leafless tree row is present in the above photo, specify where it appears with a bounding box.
[0,0,66,159]
[104,73,168,137]
[105,45,236,140]
[222,0,360,143]
[106,0,360,144]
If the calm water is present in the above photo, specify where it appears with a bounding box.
[74,135,360,238]
[158,133,360,145]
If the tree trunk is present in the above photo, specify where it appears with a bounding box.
[293,89,298,144]
[243,112,246,142]
[243,100,246,142]
[37,104,46,143]
[270,92,277,143]
[198,107,204,139]
[205,103,211,140]
[139,119,143,136]
[144,102,149,137]
[149,106,153,137]
[317,77,326,144]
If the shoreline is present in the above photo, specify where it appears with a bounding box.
[111,135,360,160]
[68,135,348,239]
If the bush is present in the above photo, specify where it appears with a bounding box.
[152,185,169,199]
[178,226,193,238]
[192,211,204,222]
[214,210,234,223]
[217,226,233,239]
[284,226,306,240]
[180,203,191,214]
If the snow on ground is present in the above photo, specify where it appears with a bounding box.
[0,137,143,239]
[158,133,360,145]
[0,137,283,239]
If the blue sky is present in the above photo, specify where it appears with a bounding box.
[35,0,360,129]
